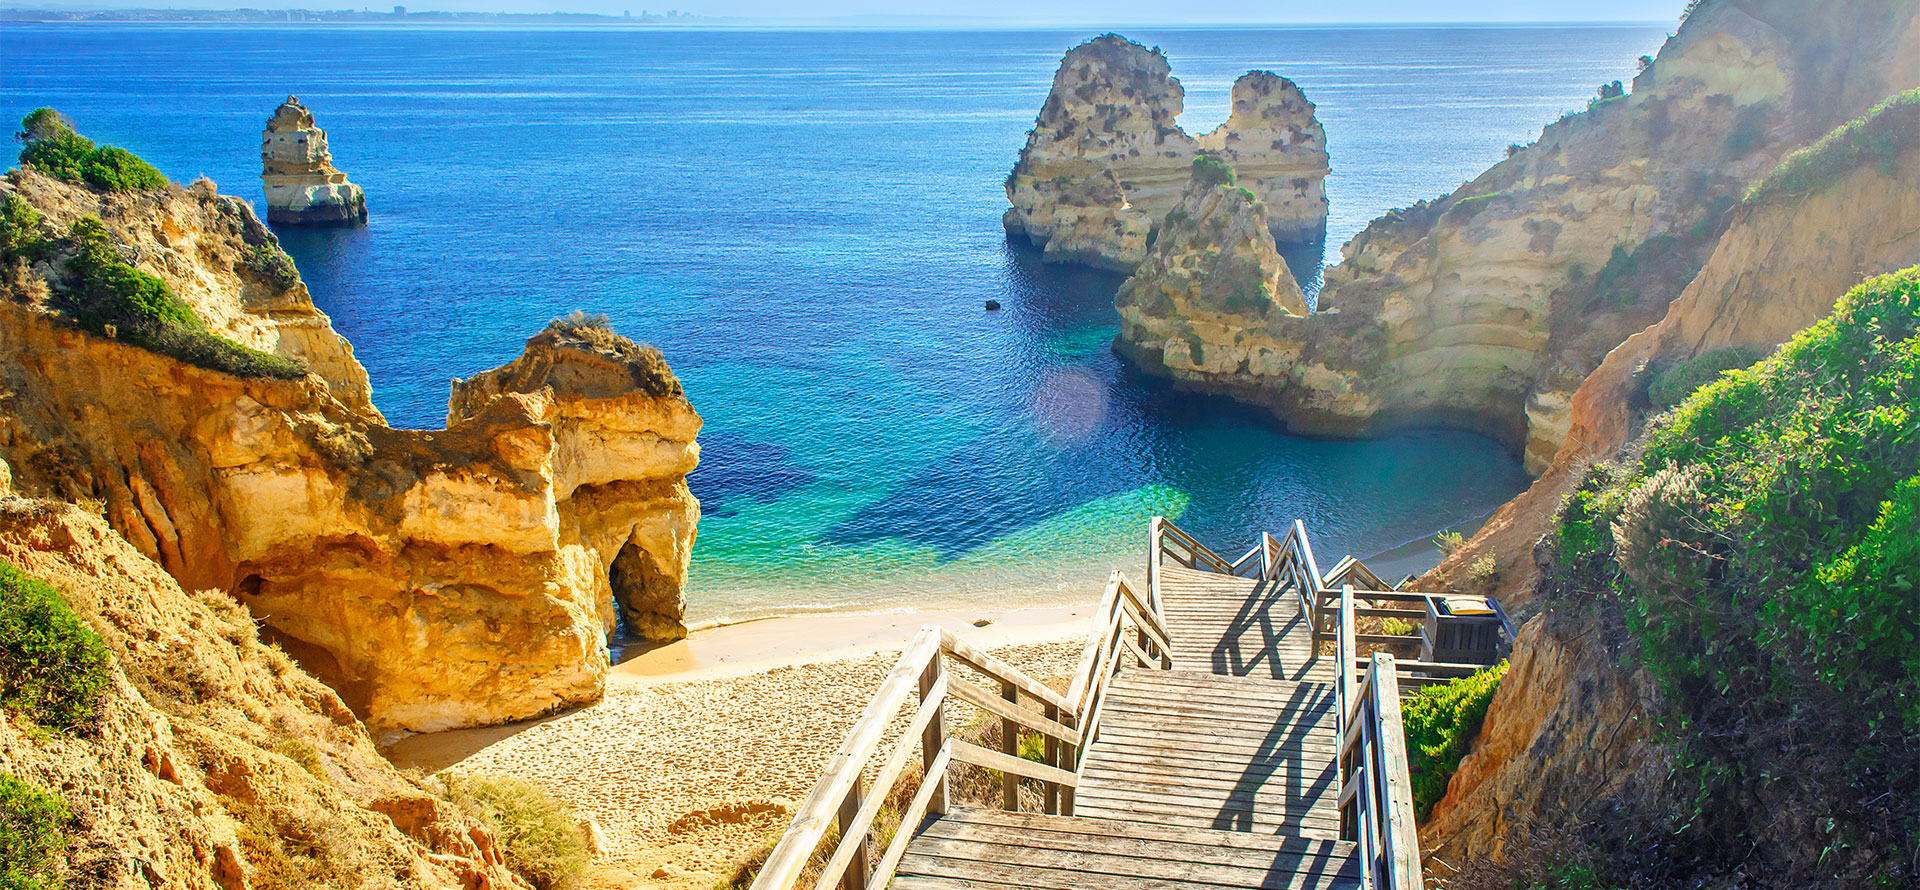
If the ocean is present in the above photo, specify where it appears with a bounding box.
[0,23,1665,624]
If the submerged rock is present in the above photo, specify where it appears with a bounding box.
[261,95,367,226]
[1004,34,1329,271]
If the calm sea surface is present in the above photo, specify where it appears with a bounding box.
[1,24,1663,624]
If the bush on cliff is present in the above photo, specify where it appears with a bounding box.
[15,108,166,192]
[1403,661,1506,820]
[1543,267,1920,885]
[48,217,307,380]
[1191,154,1235,188]
[1745,88,1919,204]
[0,193,46,261]
[444,774,588,890]
[1644,345,1760,410]
[0,558,110,733]
[0,773,70,890]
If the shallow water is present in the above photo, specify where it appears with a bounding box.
[0,24,1663,622]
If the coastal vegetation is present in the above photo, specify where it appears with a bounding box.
[1744,88,1919,203]
[444,774,590,890]
[0,773,69,890]
[0,558,109,733]
[545,310,681,398]
[1645,345,1760,410]
[1538,268,1920,885]
[15,108,165,192]
[1404,662,1506,819]
[1190,154,1235,188]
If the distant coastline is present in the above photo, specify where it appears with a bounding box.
[0,7,717,24]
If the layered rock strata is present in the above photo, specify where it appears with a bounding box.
[1004,34,1329,270]
[1114,168,1310,383]
[0,495,532,889]
[261,96,368,227]
[1103,0,1920,462]
[0,172,700,733]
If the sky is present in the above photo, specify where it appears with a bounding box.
[19,0,1687,24]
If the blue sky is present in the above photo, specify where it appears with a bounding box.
[27,0,1686,23]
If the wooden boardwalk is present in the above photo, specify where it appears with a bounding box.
[754,519,1422,890]
[891,564,1359,888]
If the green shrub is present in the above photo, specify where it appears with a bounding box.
[15,108,166,192]
[0,193,46,261]
[1403,661,1507,819]
[1545,267,1920,880]
[242,243,300,291]
[1380,617,1419,636]
[0,559,110,733]
[444,774,588,890]
[1646,346,1760,410]
[1745,89,1919,204]
[48,217,306,380]
[1191,154,1235,188]
[0,773,69,890]
[1433,529,1465,556]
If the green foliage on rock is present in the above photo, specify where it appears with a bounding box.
[1191,154,1235,188]
[47,217,307,380]
[444,774,588,890]
[1645,345,1761,410]
[1403,661,1506,820]
[242,243,300,291]
[1546,267,1920,882]
[15,108,166,192]
[1745,89,1919,204]
[0,193,46,261]
[0,773,70,890]
[0,558,110,733]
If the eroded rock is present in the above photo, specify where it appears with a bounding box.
[261,96,367,227]
[1004,34,1329,270]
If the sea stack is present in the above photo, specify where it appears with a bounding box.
[1004,34,1329,271]
[260,95,367,226]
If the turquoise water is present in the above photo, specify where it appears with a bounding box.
[0,25,1663,623]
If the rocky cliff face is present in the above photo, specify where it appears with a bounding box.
[1118,0,1920,460]
[1004,34,1329,270]
[0,172,700,734]
[6,167,379,418]
[261,96,367,227]
[1428,137,1920,606]
[1419,142,1920,873]
[1114,168,1310,385]
[0,494,530,889]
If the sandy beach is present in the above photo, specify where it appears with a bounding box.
[384,604,1097,888]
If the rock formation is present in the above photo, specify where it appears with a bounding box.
[1114,163,1309,383]
[1004,35,1329,271]
[1103,0,1920,464]
[1419,96,1920,878]
[0,494,532,889]
[0,169,700,733]
[261,96,368,227]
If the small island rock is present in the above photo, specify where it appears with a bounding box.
[261,96,368,226]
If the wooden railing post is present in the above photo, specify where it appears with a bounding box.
[1000,680,1019,811]
[1043,702,1061,814]
[835,783,870,890]
[1371,653,1420,889]
[917,657,947,818]
[1059,711,1077,816]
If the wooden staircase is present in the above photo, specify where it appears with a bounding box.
[751,519,1426,890]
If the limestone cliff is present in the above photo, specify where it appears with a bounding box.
[1114,165,1309,384]
[261,96,368,227]
[1429,110,1920,606]
[1004,34,1329,270]
[6,167,379,418]
[1118,0,1920,459]
[0,495,530,889]
[1420,122,1920,875]
[0,169,700,734]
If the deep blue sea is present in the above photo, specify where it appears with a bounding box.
[1,24,1664,623]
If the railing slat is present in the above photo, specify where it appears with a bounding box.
[812,672,951,890]
[1369,654,1421,890]
[946,674,1081,746]
[948,739,1080,787]
[865,744,952,889]
[940,630,1077,716]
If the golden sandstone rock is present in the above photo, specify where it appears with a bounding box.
[0,170,700,733]
[261,95,368,227]
[1004,34,1329,271]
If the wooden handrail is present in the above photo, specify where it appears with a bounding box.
[754,567,1173,890]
